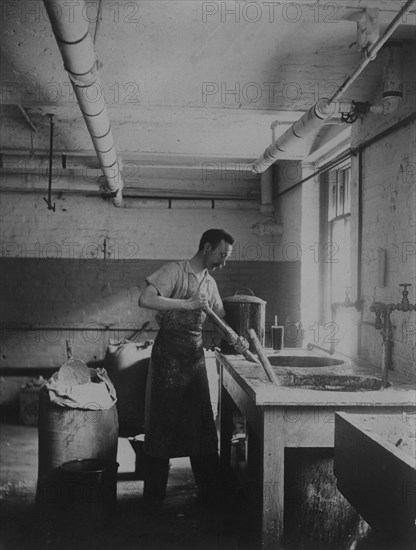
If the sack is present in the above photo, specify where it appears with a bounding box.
[46,367,117,410]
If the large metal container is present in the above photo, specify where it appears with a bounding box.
[220,290,266,354]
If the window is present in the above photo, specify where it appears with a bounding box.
[318,158,357,356]
[327,166,352,305]
[324,164,352,317]
[328,166,351,222]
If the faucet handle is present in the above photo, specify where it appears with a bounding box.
[398,283,411,309]
[399,283,412,292]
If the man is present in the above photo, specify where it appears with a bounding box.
[138,228,235,512]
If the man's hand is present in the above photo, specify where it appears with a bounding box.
[187,292,209,310]
[234,336,249,354]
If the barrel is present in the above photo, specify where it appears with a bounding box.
[220,290,266,354]
[36,386,119,515]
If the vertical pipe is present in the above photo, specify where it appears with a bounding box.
[43,113,56,211]
[357,150,363,354]
[381,312,393,389]
[381,42,404,114]
[260,169,273,214]
[329,0,415,103]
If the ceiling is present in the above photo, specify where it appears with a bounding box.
[0,0,415,198]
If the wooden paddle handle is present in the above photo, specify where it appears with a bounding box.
[203,306,258,363]
[248,329,280,385]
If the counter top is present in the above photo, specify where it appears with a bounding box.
[215,348,416,407]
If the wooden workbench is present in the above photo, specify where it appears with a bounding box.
[216,349,416,549]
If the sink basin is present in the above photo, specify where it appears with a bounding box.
[274,373,384,391]
[334,412,416,537]
[267,355,344,368]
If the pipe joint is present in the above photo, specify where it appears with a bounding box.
[67,64,98,87]
[314,98,336,119]
[259,203,274,217]
[265,146,280,162]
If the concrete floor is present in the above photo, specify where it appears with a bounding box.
[0,421,260,550]
[0,417,411,550]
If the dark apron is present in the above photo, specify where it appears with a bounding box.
[143,308,218,459]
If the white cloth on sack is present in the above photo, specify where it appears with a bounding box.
[46,367,117,410]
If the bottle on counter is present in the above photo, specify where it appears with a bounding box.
[271,315,284,350]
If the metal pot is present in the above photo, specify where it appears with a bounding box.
[220,289,266,354]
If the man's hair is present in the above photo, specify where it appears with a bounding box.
[198,229,235,251]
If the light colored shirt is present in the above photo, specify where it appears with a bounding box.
[146,260,224,324]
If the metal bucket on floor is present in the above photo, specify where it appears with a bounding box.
[58,459,119,532]
[220,289,266,354]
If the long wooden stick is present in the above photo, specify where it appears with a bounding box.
[203,306,259,363]
[248,329,280,385]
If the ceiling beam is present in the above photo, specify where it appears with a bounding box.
[0,102,307,120]
[0,149,263,170]
[0,177,260,201]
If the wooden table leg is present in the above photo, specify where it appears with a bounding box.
[261,406,285,549]
[246,422,262,502]
[218,363,235,475]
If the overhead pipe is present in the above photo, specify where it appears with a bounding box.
[328,0,414,103]
[251,168,283,236]
[43,0,123,206]
[252,0,415,174]
[252,99,346,173]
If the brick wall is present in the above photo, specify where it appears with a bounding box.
[353,121,416,379]
[0,257,300,369]
[350,42,416,380]
[0,186,302,403]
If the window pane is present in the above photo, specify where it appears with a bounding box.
[330,217,351,303]
[337,173,344,216]
[328,179,337,221]
[343,168,351,214]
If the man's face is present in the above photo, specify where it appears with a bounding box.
[204,240,233,271]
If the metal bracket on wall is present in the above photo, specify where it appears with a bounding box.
[356,8,380,52]
[43,113,56,212]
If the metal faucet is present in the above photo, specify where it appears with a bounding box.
[306,342,335,355]
[395,283,415,312]
[369,284,415,388]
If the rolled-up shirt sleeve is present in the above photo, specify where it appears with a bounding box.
[145,262,180,298]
